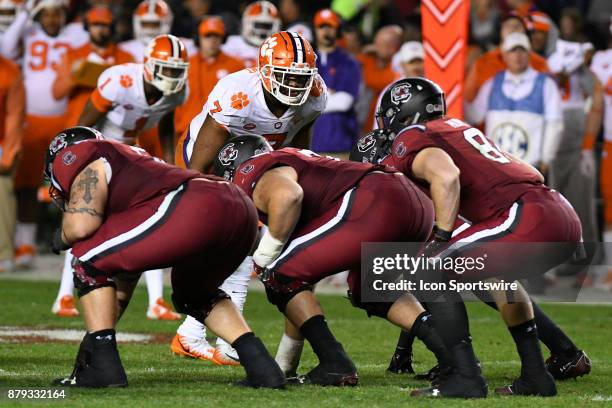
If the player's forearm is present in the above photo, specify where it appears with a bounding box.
[584,77,604,146]
[0,10,27,60]
[429,175,460,232]
[78,100,107,127]
[265,190,303,243]
[158,115,175,164]
[61,212,103,245]
[541,119,563,165]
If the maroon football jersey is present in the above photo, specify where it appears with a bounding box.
[234,148,387,222]
[391,117,544,223]
[51,140,201,213]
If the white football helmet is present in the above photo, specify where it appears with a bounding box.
[0,0,22,33]
[241,1,280,48]
[133,0,173,46]
[144,34,189,95]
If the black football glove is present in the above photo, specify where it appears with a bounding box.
[51,228,71,255]
[422,226,452,258]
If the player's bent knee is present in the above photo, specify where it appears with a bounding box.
[262,271,313,313]
[171,289,230,323]
[347,290,393,318]
[73,261,116,297]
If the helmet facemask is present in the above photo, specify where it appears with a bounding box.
[260,63,317,106]
[145,57,188,95]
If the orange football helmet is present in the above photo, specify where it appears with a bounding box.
[0,0,23,32]
[133,0,173,45]
[258,31,318,106]
[144,34,189,95]
[242,0,280,47]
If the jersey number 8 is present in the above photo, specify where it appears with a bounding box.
[445,119,509,164]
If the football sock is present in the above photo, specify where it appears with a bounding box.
[57,250,75,299]
[478,296,579,358]
[145,269,164,308]
[14,222,36,248]
[299,315,353,368]
[217,256,252,348]
[177,315,207,341]
[509,319,547,379]
[275,333,304,376]
[232,332,284,388]
[410,312,453,367]
[531,302,579,358]
[395,329,415,352]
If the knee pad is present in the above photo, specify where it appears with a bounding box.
[73,260,116,297]
[171,288,230,324]
[347,290,393,318]
[261,270,313,313]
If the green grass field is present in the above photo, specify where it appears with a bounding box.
[0,279,611,407]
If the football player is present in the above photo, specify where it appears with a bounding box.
[49,5,135,318]
[75,33,190,320]
[1,0,88,268]
[352,77,589,397]
[46,127,284,389]
[211,135,452,386]
[221,0,280,68]
[171,31,326,366]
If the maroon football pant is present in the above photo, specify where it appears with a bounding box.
[71,178,258,309]
[441,188,582,281]
[268,172,434,295]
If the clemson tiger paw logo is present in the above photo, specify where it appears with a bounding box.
[120,75,133,88]
[230,92,250,110]
[260,37,278,59]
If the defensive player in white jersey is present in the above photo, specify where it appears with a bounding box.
[119,0,195,63]
[221,0,280,68]
[172,31,327,366]
[73,34,189,320]
[0,0,87,268]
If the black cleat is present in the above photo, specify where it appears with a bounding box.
[387,347,414,374]
[411,373,487,398]
[546,350,591,380]
[495,372,557,397]
[414,364,454,384]
[303,363,359,386]
[53,332,128,388]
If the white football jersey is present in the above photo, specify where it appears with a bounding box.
[221,35,259,68]
[119,37,196,62]
[22,22,88,116]
[183,68,327,162]
[591,49,612,142]
[93,63,186,144]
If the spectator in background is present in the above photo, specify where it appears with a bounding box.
[53,7,135,128]
[310,9,360,159]
[466,32,563,176]
[339,24,364,58]
[464,12,549,103]
[279,0,312,42]
[559,7,589,43]
[0,56,24,273]
[528,11,559,58]
[546,34,603,269]
[171,0,212,38]
[470,0,500,50]
[357,25,402,133]
[174,16,244,140]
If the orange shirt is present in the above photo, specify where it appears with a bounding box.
[174,51,245,136]
[53,43,135,127]
[464,47,550,102]
[0,56,25,170]
[357,53,400,133]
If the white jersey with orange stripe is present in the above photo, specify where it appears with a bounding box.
[119,37,197,63]
[92,63,186,145]
[591,49,612,142]
[182,68,327,163]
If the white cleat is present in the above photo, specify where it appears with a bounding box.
[171,334,216,362]
[213,342,240,366]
